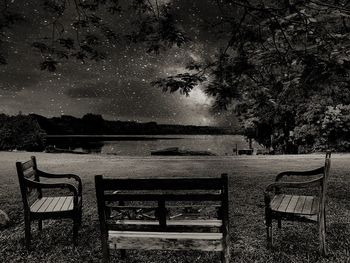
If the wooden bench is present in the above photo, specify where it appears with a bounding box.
[95,174,230,263]
[264,152,331,255]
[16,156,82,248]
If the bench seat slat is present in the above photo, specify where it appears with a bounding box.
[108,231,223,251]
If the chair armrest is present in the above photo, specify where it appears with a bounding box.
[275,167,324,181]
[36,170,82,195]
[24,179,79,197]
[265,176,323,195]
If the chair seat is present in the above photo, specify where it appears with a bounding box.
[30,196,76,213]
[270,194,319,215]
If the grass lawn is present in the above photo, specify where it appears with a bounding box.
[0,152,349,262]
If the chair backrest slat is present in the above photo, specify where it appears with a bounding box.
[16,156,41,210]
[320,152,331,211]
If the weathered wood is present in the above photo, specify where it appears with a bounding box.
[24,170,35,179]
[16,156,82,248]
[104,193,222,202]
[270,194,284,210]
[264,152,331,256]
[285,195,299,213]
[101,178,223,191]
[277,195,292,212]
[53,197,67,212]
[61,197,74,211]
[22,159,34,171]
[294,196,306,214]
[108,231,223,251]
[302,196,314,214]
[95,174,230,263]
[38,197,55,213]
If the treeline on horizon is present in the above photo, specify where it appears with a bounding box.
[0,113,235,151]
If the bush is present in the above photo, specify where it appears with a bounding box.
[0,114,46,151]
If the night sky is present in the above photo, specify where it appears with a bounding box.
[0,0,238,127]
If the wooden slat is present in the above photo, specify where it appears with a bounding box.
[277,195,292,212]
[270,194,284,210]
[294,196,306,214]
[108,231,223,251]
[46,197,61,212]
[285,195,299,213]
[302,196,314,214]
[102,178,224,191]
[53,197,67,211]
[311,197,319,214]
[112,219,222,227]
[30,197,47,212]
[24,170,35,179]
[61,197,73,211]
[22,160,34,170]
[104,194,222,202]
[38,197,55,212]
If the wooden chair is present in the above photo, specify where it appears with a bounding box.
[16,156,82,248]
[95,174,230,263]
[264,152,331,255]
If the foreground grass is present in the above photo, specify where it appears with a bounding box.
[0,152,350,262]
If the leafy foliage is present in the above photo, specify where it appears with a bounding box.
[152,0,350,152]
[0,114,46,151]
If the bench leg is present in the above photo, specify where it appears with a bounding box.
[24,216,31,249]
[102,243,110,263]
[38,220,42,231]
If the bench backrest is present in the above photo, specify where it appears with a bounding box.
[16,156,41,211]
[95,174,229,233]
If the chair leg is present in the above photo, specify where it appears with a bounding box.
[73,218,79,247]
[277,219,281,229]
[78,209,83,226]
[120,250,126,259]
[221,245,230,263]
[319,212,327,256]
[38,220,42,231]
[24,216,31,249]
[265,208,273,247]
[266,225,273,247]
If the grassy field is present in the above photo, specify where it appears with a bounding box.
[0,152,349,262]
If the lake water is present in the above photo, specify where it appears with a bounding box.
[47,135,260,156]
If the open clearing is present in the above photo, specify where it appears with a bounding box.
[0,152,349,262]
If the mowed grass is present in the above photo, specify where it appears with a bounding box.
[0,152,350,263]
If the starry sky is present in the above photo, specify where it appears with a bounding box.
[0,0,238,127]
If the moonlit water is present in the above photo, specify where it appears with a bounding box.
[75,135,260,156]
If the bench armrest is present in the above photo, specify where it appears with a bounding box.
[275,167,324,181]
[24,178,79,198]
[36,170,82,195]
